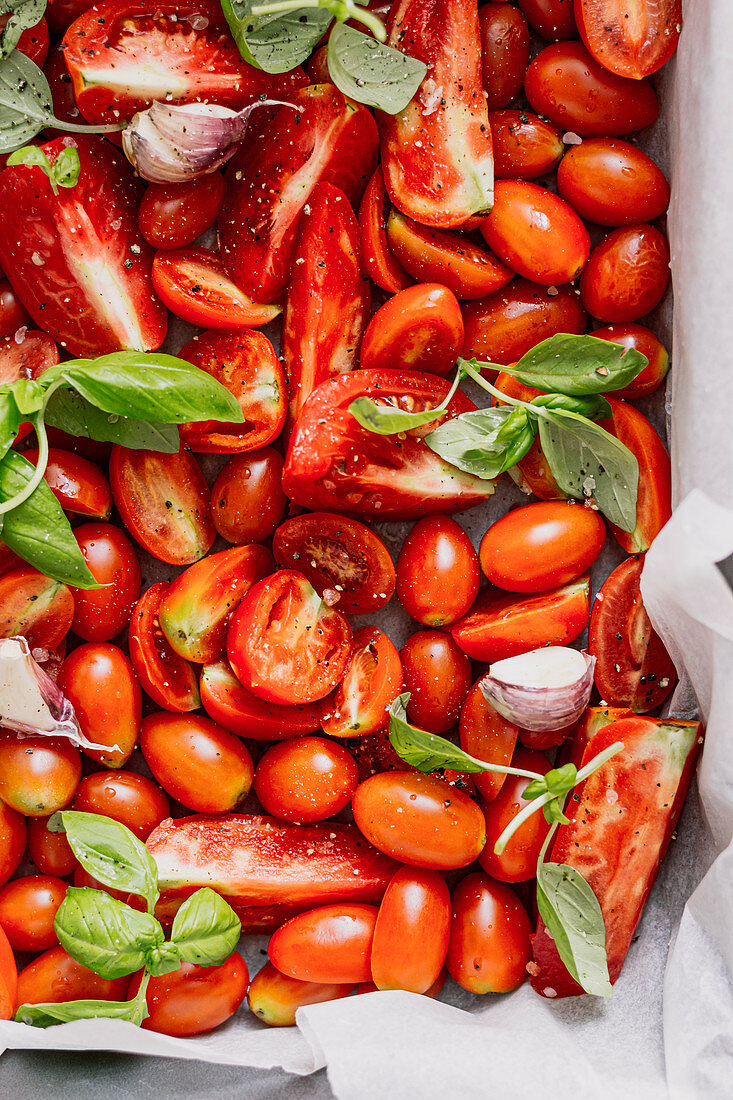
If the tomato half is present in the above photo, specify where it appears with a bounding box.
[0,329,58,383]
[488,110,564,181]
[359,284,465,377]
[211,450,287,546]
[0,925,16,1019]
[58,642,141,768]
[139,175,225,250]
[459,682,519,802]
[269,904,378,984]
[0,566,74,651]
[128,582,202,713]
[401,630,472,735]
[73,770,170,841]
[23,448,112,520]
[254,736,359,824]
[479,747,552,882]
[133,953,249,1036]
[0,875,67,952]
[247,961,352,1027]
[580,224,671,323]
[0,801,26,887]
[16,947,129,1011]
[200,660,321,740]
[151,248,281,330]
[321,626,402,739]
[396,515,480,627]
[70,522,142,642]
[574,0,682,79]
[604,397,672,553]
[462,278,587,365]
[358,167,412,295]
[591,324,669,399]
[447,873,531,993]
[557,139,670,227]
[0,734,81,816]
[479,2,530,111]
[371,866,450,993]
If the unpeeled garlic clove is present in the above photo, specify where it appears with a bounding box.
[479,647,595,733]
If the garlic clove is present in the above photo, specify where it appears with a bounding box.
[480,647,595,733]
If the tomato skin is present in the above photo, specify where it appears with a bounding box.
[592,324,669,399]
[574,0,682,79]
[200,659,321,741]
[139,175,225,250]
[73,770,170,841]
[141,712,254,813]
[0,280,30,339]
[0,924,16,1018]
[557,139,669,228]
[478,2,530,111]
[401,630,472,735]
[254,736,359,824]
[517,0,576,40]
[23,447,111,521]
[371,867,450,993]
[459,681,519,803]
[396,516,480,627]
[152,247,281,329]
[463,278,587,366]
[605,397,671,553]
[128,582,201,714]
[58,643,141,768]
[70,522,142,642]
[247,961,352,1026]
[0,875,67,951]
[27,815,75,877]
[0,800,26,886]
[580,224,670,324]
[358,167,412,295]
[0,328,58,384]
[320,626,402,739]
[447,872,531,993]
[132,953,248,1036]
[211,450,287,546]
[0,735,81,816]
[0,566,74,651]
[359,284,465,378]
[16,946,129,1010]
[269,904,378,984]
[480,747,552,882]
[489,110,564,181]
[525,42,658,137]
[352,771,486,870]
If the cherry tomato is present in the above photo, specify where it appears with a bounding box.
[359,284,464,377]
[517,0,576,40]
[479,2,530,111]
[0,566,74,650]
[152,247,281,328]
[16,946,129,1010]
[463,278,587,365]
[58,643,141,768]
[604,397,672,552]
[0,924,16,1018]
[200,659,321,741]
[580,224,670,323]
[0,279,29,339]
[447,872,531,993]
[358,166,412,295]
[306,44,331,82]
[397,515,480,626]
[273,513,396,616]
[73,771,170,841]
[269,904,378,984]
[70,523,141,642]
[352,771,486,869]
[0,875,67,951]
[130,953,248,1037]
[557,139,670,228]
[254,736,359,824]
[479,747,551,881]
[0,800,26,886]
[23,448,112,520]
[27,815,75,877]
[401,630,472,735]
[574,0,681,79]
[0,734,80,816]
[489,109,564,180]
[44,431,111,465]
[247,961,352,1026]
[592,323,669,399]
[139,174,225,250]
[211,450,287,545]
[370,867,450,993]
[0,328,58,382]
[320,626,402,739]
[128,582,201,713]
[140,712,254,813]
[524,42,658,137]
[459,681,519,803]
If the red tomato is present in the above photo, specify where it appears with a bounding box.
[451,577,591,662]
[0,328,58,383]
[70,522,142,642]
[0,734,80,816]
[16,946,129,1011]
[27,816,75,878]
[459,682,519,802]
[139,175,225,250]
[580,224,670,323]
[2,14,49,65]
[44,431,111,465]
[359,284,465,377]
[563,704,632,770]
[0,875,67,951]
[58,643,141,768]
[557,139,670,227]
[358,166,412,295]
[131,953,248,1037]
[605,397,671,553]
[273,512,396,616]
[269,904,378,984]
[574,0,681,79]
[227,571,352,705]
[480,747,551,882]
[462,278,587,365]
[254,736,359,824]
[524,42,658,137]
[489,110,564,181]
[200,659,321,741]
[517,0,576,40]
[211,450,287,545]
[479,2,530,111]
[140,712,254,813]
[401,630,472,735]
[110,447,215,566]
[320,626,403,739]
[0,924,16,1018]
[72,770,170,841]
[592,323,669,399]
[447,872,531,993]
[43,41,82,122]
[23,448,112,520]
[152,248,280,329]
[128,582,201,713]
[352,771,486,869]
[247,961,352,1027]
[0,566,74,650]
[0,800,26,886]
[0,280,30,338]
[397,516,480,626]
[371,867,450,993]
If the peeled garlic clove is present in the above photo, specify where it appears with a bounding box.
[479,647,595,733]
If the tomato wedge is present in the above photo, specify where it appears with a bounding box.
[23,448,112,520]
[200,659,321,741]
[459,680,519,803]
[358,167,412,295]
[152,248,281,329]
[604,397,672,553]
[320,626,403,738]
[574,0,682,79]
[128,582,202,713]
[0,566,74,651]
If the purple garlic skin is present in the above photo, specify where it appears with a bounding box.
[480,647,596,733]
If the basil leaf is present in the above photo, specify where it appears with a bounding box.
[15,997,142,1027]
[348,395,451,435]
[59,811,160,913]
[55,887,163,979]
[327,23,426,114]
[44,388,180,452]
[219,0,260,67]
[145,941,182,977]
[243,7,333,73]
[53,145,81,189]
[530,392,612,421]
[388,694,487,774]
[538,408,639,531]
[0,51,53,153]
[169,887,241,967]
[426,406,535,479]
[0,451,98,587]
[0,0,46,60]
[536,861,613,997]
[9,378,44,415]
[505,334,647,396]
[0,394,20,463]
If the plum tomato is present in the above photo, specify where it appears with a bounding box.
[479,2,530,111]
[152,247,281,329]
[574,0,682,80]
[26,816,75,877]
[459,682,519,803]
[604,397,671,552]
[0,875,67,952]
[580,225,671,323]
[489,110,564,181]
[23,448,112,520]
[351,771,486,869]
[359,284,464,377]
[139,174,225,250]
[132,953,249,1037]
[200,659,321,740]
[480,180,590,286]
[370,867,450,993]
[447,872,532,993]
[0,328,58,382]
[140,712,254,813]
[524,42,658,137]
[401,630,472,735]
[16,946,129,1010]
[320,626,402,739]
[128,582,202,714]
[273,513,396,616]
[0,280,29,339]
[451,577,591,662]
[462,278,587,365]
[0,800,26,886]
[110,447,215,566]
[557,139,670,227]
[0,566,74,651]
[58,643,141,768]
[396,515,480,626]
[589,555,676,712]
[268,904,378,984]
[592,324,669,399]
[517,0,576,40]
[358,166,412,295]
[177,329,286,452]
[479,501,606,593]
[72,770,170,841]
[479,747,552,882]
[211,450,287,545]
[70,522,141,642]
[0,734,80,816]
[0,924,16,1018]
[247,961,352,1026]
[253,736,359,824]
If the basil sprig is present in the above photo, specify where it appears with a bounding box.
[7,143,80,193]
[498,333,648,396]
[0,0,46,60]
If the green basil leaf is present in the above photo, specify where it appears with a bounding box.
[538,408,639,531]
[169,886,241,966]
[15,997,142,1027]
[426,406,535,479]
[388,694,487,774]
[521,777,548,801]
[529,392,612,421]
[0,394,20,463]
[348,395,452,435]
[545,763,578,799]
[542,799,570,826]
[55,887,163,979]
[0,451,99,587]
[505,334,647,396]
[327,23,426,114]
[0,0,46,60]
[145,941,182,977]
[53,145,81,189]
[6,142,52,175]
[243,7,333,73]
[9,378,44,415]
[44,388,180,452]
[0,51,53,153]
[59,811,160,913]
[536,861,613,997]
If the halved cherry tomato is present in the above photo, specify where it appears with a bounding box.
[358,166,412,294]
[604,396,672,552]
[23,448,112,520]
[227,570,353,705]
[131,953,249,1036]
[16,946,129,1011]
[110,446,215,566]
[0,800,26,886]
[1,13,49,65]
[517,0,576,40]
[73,770,170,841]
[592,324,669,399]
[0,329,58,381]
[462,278,587,365]
[0,734,81,816]
[0,566,74,650]
[479,747,552,882]
[0,279,30,339]
[254,736,359,824]
[371,867,450,993]
[58,642,141,768]
[139,175,225,250]
[0,875,67,951]
[359,284,464,377]
[26,816,75,878]
[128,582,201,713]
[459,682,519,802]
[247,961,352,1027]
[401,630,472,735]
[321,626,402,739]
[557,139,670,227]
[269,904,378,984]
[447,872,531,993]
[151,248,281,329]
[200,660,321,740]
[211,450,287,545]
[575,0,682,79]
[396,515,479,627]
[479,2,530,111]
[451,577,591,662]
[70,522,141,642]
[488,109,564,181]
[580,224,670,323]
[524,42,658,137]
[0,924,16,1018]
